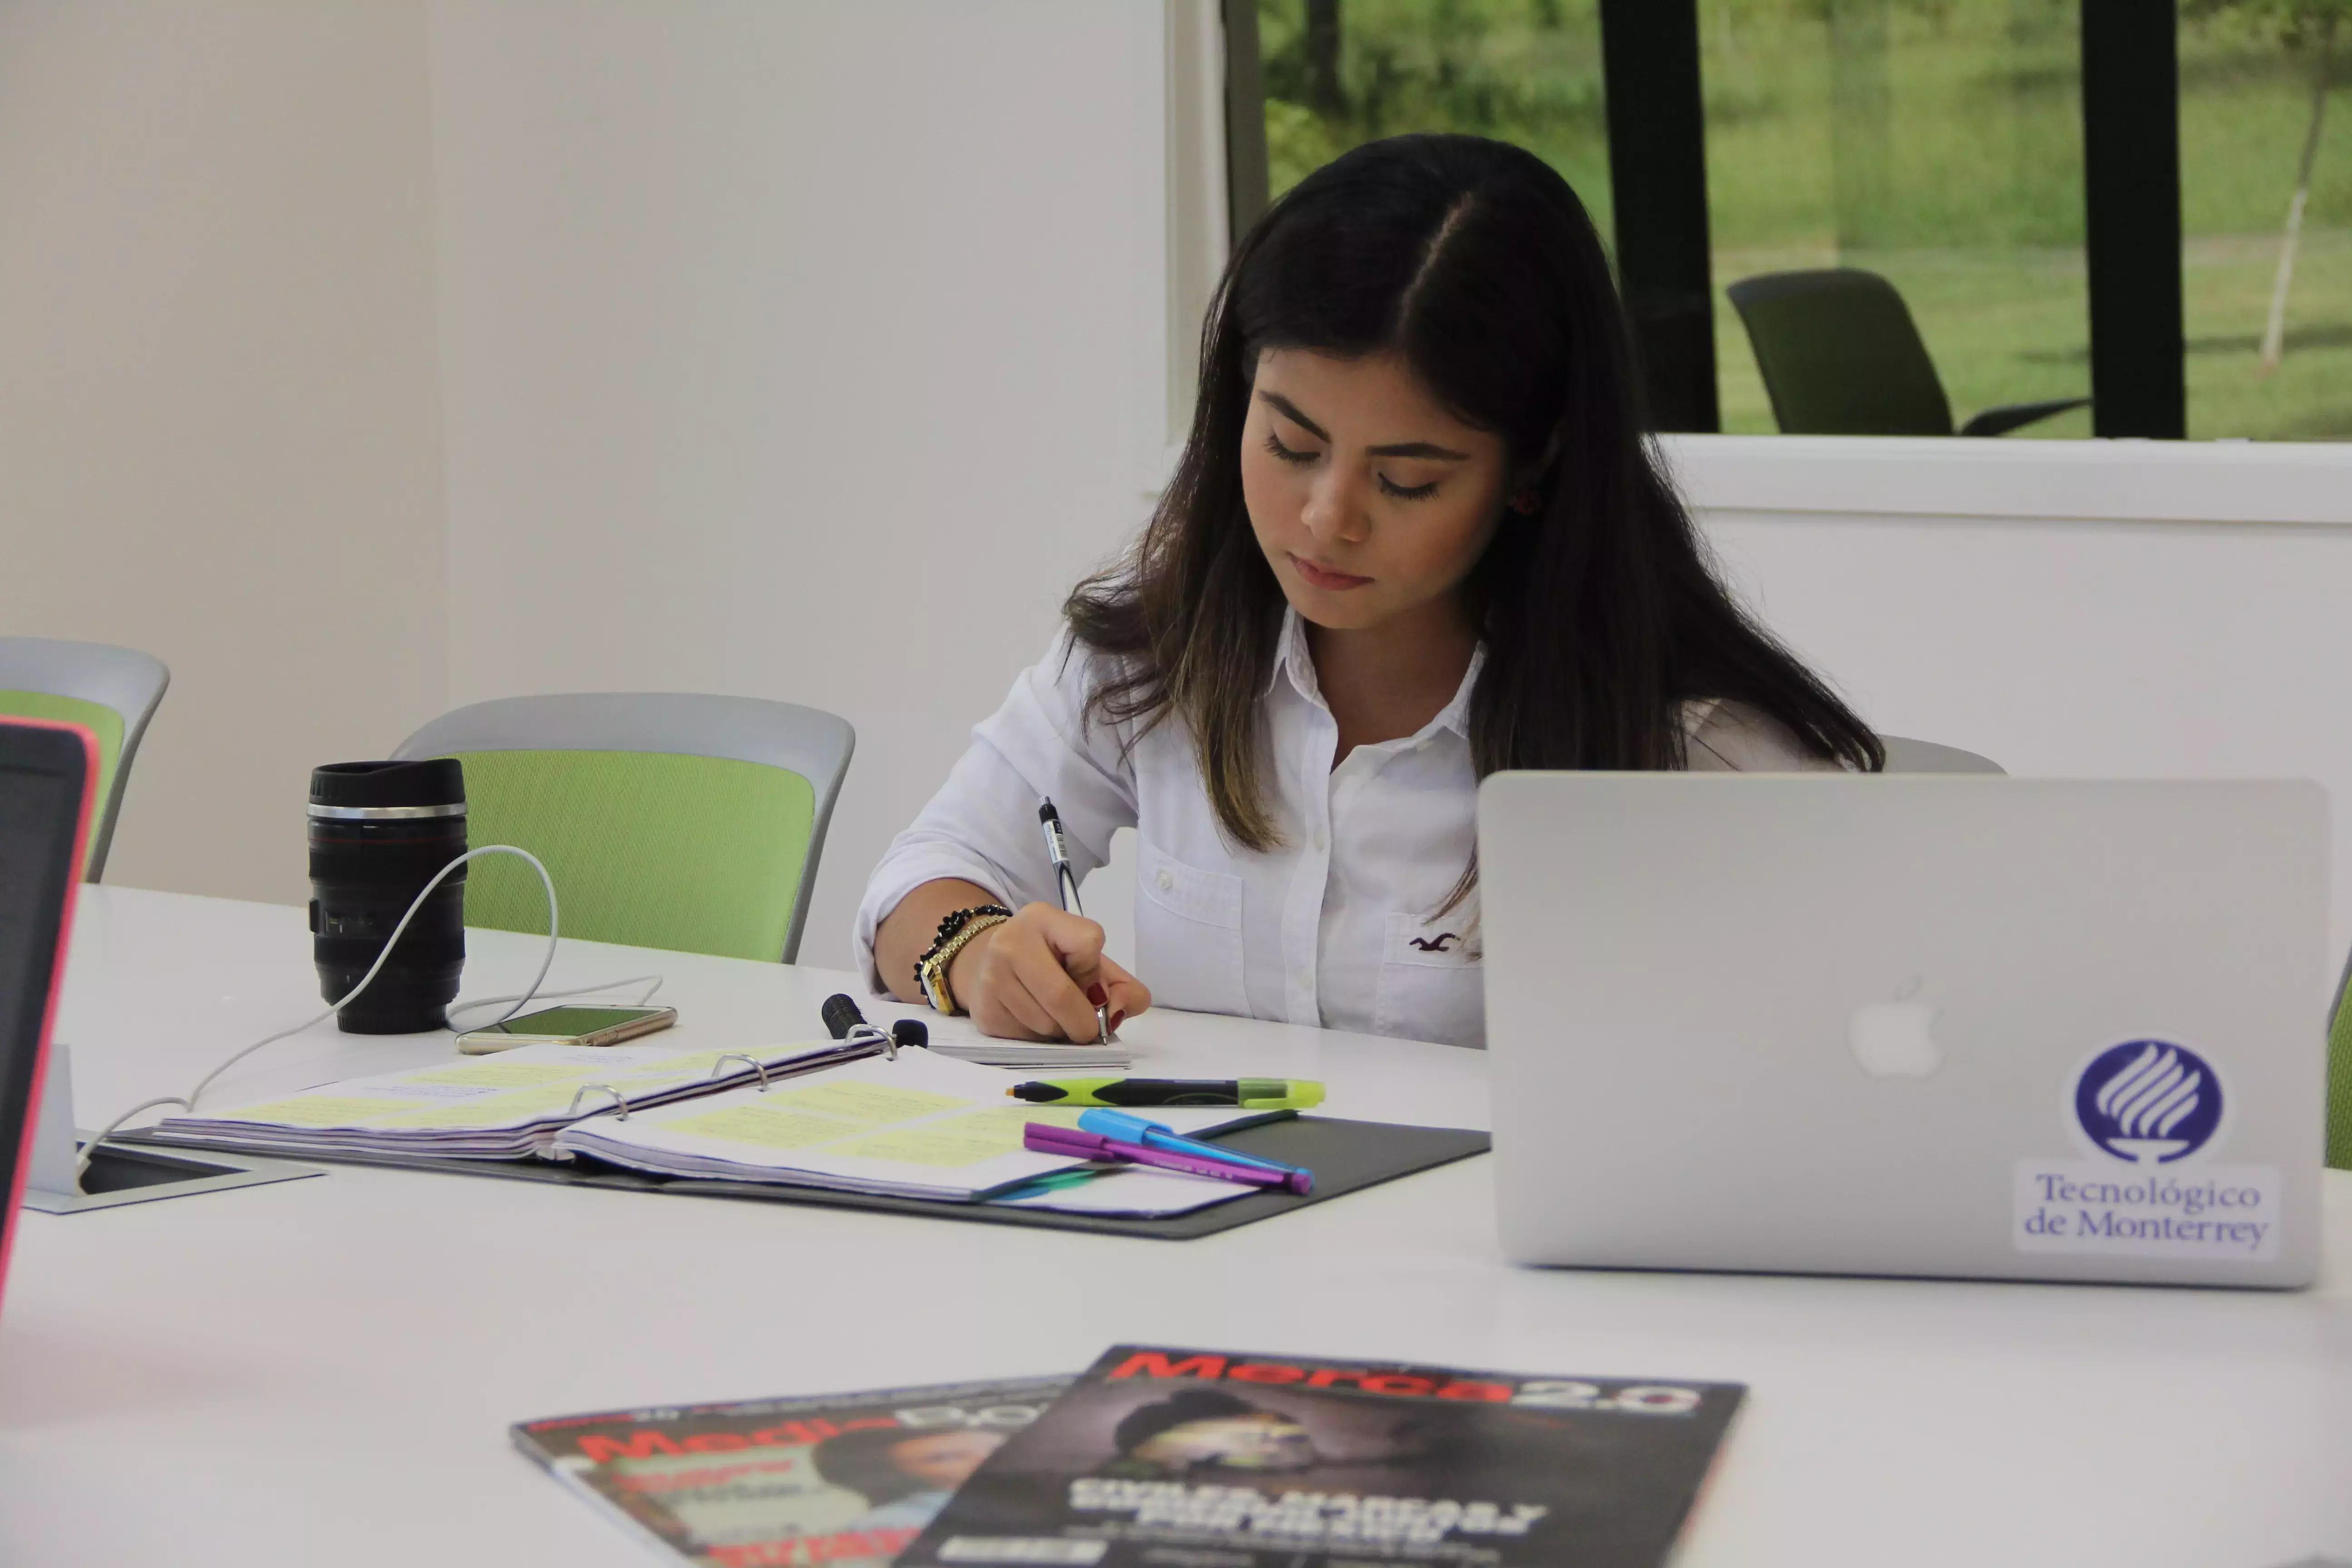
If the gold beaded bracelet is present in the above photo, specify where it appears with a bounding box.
[916,908,1012,1014]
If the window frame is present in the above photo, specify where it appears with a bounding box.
[1220,0,2193,440]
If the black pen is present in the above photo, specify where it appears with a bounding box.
[1038,798,1111,1045]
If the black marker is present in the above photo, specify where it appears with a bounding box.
[1006,1077,1325,1109]
[819,993,927,1054]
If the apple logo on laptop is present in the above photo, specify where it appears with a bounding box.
[1848,976,1942,1078]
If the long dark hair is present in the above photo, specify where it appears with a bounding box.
[1068,134,1880,854]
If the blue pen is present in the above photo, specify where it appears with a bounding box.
[1077,1107,1303,1177]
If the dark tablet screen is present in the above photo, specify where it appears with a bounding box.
[0,721,91,1316]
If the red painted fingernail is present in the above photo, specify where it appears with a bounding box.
[1109,1011,1126,1030]
[1086,983,1108,1007]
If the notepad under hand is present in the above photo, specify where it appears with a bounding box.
[923,1039,1134,1068]
[549,1049,1279,1202]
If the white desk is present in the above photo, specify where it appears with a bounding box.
[4,887,2348,1567]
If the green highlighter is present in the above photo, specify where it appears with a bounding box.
[1005,1077,1325,1110]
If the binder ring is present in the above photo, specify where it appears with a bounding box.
[566,1083,632,1121]
[712,1053,771,1091]
[847,1023,897,1061]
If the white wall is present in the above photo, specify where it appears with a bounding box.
[0,1,446,905]
[1707,516,2352,838]
[427,0,1167,970]
[0,0,1171,967]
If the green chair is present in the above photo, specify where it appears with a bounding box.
[1727,269,2090,437]
[392,693,854,963]
[2329,952,2352,1171]
[0,636,171,880]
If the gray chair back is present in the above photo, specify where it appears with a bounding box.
[393,692,854,963]
[1881,735,2004,774]
[0,636,171,880]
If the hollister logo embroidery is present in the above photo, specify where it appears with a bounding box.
[1409,932,1462,953]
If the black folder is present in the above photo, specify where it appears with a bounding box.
[130,1115,1488,1240]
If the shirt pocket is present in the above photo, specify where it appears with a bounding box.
[1132,837,1246,1017]
[1372,910,1485,1048]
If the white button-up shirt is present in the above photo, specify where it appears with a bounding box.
[855,609,1832,1048]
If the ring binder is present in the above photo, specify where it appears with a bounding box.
[820,994,915,1062]
[711,1053,771,1091]
[566,1083,632,1121]
[843,1024,899,1062]
[132,1037,896,1169]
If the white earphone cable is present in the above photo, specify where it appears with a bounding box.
[74,843,587,1181]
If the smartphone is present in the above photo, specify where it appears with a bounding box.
[456,1004,678,1055]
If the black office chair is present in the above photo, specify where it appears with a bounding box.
[1726,268,2089,437]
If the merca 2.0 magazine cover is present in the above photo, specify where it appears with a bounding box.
[894,1346,1744,1568]
[513,1374,1072,1568]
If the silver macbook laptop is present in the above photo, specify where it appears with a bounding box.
[1478,774,2329,1289]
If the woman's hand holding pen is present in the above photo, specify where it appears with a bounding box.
[949,903,1152,1044]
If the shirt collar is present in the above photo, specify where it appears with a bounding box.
[1268,605,1484,742]
[1428,641,1484,740]
[1269,604,1318,699]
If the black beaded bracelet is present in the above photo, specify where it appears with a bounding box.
[913,903,1014,1003]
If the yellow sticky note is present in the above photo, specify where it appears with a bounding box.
[405,1060,598,1088]
[964,1105,1085,1132]
[367,1102,551,1129]
[223,1096,415,1128]
[608,1052,728,1079]
[363,1084,592,1126]
[822,1130,1004,1168]
[825,1107,1051,1168]
[485,1083,609,1112]
[664,1103,866,1151]
[764,1082,966,1126]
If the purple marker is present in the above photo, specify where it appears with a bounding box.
[1024,1122,1313,1196]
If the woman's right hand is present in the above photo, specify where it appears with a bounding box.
[948,902,1152,1043]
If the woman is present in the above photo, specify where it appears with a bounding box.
[857,134,1878,1049]
[1101,1389,1319,1477]
[811,1425,1009,1533]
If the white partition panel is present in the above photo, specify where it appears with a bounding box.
[1673,436,2352,961]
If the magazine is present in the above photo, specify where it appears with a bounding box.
[895,1346,1745,1568]
[514,1374,1073,1568]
